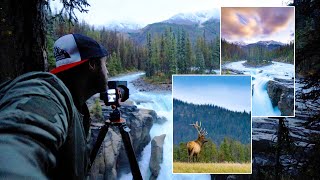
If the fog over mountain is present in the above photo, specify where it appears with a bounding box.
[103,9,220,32]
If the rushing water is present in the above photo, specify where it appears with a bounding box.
[224,61,294,116]
[111,72,210,180]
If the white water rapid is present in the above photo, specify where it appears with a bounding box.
[111,72,210,180]
[224,61,294,116]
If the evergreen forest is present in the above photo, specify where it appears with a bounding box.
[173,99,251,145]
[47,13,220,82]
[221,39,294,66]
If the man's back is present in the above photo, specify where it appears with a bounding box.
[0,72,90,179]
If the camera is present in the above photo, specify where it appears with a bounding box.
[100,81,129,107]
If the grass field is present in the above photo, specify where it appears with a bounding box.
[173,162,251,173]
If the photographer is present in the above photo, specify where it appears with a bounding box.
[0,34,108,179]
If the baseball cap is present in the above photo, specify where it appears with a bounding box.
[50,34,108,74]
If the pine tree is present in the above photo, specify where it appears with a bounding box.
[196,46,205,74]
[146,33,152,77]
[212,38,220,70]
[176,29,188,74]
[169,31,177,76]
[150,35,159,76]
[185,35,193,73]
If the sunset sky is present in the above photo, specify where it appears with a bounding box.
[221,7,295,44]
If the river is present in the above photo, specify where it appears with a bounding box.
[223,61,294,116]
[110,72,210,180]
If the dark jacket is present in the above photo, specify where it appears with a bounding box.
[0,72,90,180]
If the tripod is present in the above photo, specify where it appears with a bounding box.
[89,106,143,180]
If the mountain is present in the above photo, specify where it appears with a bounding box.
[255,40,285,46]
[231,41,247,46]
[173,99,251,145]
[128,10,220,45]
[164,10,220,25]
[103,20,143,32]
[246,40,285,50]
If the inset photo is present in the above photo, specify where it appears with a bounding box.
[221,7,295,117]
[172,75,252,174]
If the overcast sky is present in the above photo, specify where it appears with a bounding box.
[173,76,251,112]
[221,7,294,44]
[50,0,292,26]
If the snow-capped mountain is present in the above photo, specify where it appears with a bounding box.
[104,20,143,32]
[164,9,220,25]
[231,41,247,46]
[246,40,285,50]
[255,40,285,46]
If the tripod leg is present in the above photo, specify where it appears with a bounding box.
[89,124,110,171]
[119,124,143,180]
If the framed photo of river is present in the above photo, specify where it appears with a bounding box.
[221,7,295,117]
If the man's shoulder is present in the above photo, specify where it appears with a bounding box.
[1,72,70,97]
[0,72,76,116]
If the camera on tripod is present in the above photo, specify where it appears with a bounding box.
[91,81,142,179]
[100,81,129,107]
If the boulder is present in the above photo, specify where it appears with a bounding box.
[267,80,285,107]
[267,80,294,116]
[88,101,155,179]
[149,134,166,180]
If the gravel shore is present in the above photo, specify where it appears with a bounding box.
[131,77,171,92]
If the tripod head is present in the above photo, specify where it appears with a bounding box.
[109,105,121,122]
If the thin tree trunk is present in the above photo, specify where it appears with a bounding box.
[0,0,47,83]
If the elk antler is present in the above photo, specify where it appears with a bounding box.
[190,121,208,136]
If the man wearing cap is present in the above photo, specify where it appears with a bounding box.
[0,34,108,179]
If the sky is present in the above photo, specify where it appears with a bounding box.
[221,7,295,44]
[173,76,251,112]
[50,0,292,27]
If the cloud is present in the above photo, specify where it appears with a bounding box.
[222,7,294,42]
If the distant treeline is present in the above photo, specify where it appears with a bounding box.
[221,39,294,65]
[47,14,219,79]
[47,15,146,76]
[173,99,251,145]
[145,29,220,80]
[174,137,251,163]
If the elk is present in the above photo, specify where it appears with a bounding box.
[187,121,208,162]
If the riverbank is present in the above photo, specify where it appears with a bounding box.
[132,76,172,92]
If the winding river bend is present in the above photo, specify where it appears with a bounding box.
[223,61,294,116]
[111,72,210,180]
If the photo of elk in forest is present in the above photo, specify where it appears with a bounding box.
[172,75,252,174]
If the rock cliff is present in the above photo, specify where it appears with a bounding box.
[267,79,294,116]
[149,134,166,180]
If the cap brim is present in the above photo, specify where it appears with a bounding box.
[50,59,88,74]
